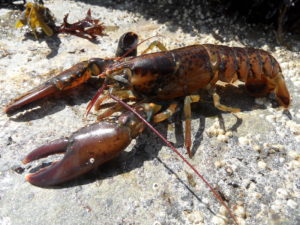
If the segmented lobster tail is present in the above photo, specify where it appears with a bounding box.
[203,44,290,108]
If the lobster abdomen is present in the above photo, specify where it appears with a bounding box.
[202,44,290,107]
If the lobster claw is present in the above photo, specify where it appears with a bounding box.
[4,80,58,113]
[3,32,139,114]
[4,59,114,113]
[4,61,91,113]
[22,121,138,187]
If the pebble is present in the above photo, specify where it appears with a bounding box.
[288,150,300,160]
[285,160,300,170]
[270,144,284,151]
[271,200,284,212]
[236,218,247,225]
[207,127,225,137]
[217,134,229,142]
[238,137,250,146]
[265,115,276,123]
[152,183,159,190]
[211,215,227,225]
[286,121,300,135]
[252,144,261,152]
[225,131,233,137]
[253,192,262,200]
[219,205,227,216]
[279,157,285,163]
[225,167,234,175]
[247,182,257,191]
[276,188,289,199]
[153,221,162,225]
[186,210,204,224]
[214,160,225,168]
[287,199,297,209]
[257,160,267,169]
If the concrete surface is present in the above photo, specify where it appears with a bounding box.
[0,0,299,225]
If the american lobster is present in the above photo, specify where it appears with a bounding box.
[4,32,290,225]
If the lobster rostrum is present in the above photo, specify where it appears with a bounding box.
[4,32,291,225]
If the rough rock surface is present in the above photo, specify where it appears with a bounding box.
[0,1,299,225]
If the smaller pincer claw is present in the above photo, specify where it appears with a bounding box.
[22,121,135,187]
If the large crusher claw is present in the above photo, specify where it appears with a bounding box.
[22,108,146,186]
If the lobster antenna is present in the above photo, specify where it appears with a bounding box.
[86,78,107,116]
[109,93,239,225]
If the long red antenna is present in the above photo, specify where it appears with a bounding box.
[109,93,239,225]
[85,78,107,116]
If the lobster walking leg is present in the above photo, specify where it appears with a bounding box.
[94,89,136,111]
[184,95,201,158]
[141,40,168,54]
[97,103,123,121]
[212,89,241,113]
[152,102,177,123]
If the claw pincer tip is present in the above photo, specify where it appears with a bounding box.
[4,83,57,113]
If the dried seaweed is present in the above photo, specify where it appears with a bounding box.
[15,2,105,41]
[58,9,105,41]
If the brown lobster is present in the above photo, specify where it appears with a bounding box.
[4,32,290,225]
